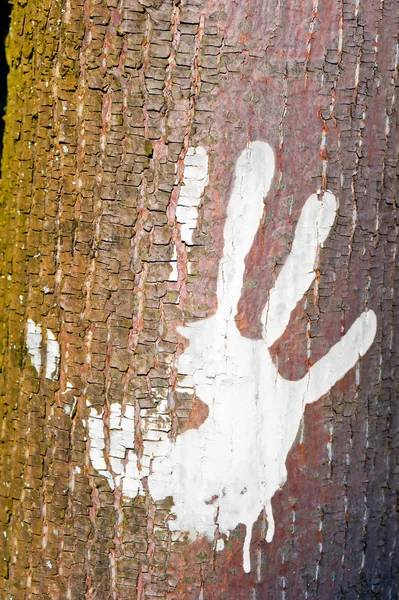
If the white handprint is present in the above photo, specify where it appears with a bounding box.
[88,142,377,574]
[147,142,377,572]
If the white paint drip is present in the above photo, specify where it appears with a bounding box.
[26,319,42,374]
[176,146,209,245]
[45,329,60,380]
[87,141,377,574]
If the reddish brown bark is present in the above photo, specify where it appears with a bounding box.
[0,0,398,598]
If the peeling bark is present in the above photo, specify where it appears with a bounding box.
[0,0,398,598]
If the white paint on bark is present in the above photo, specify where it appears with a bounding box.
[169,245,178,282]
[87,141,377,573]
[45,329,60,380]
[176,146,209,245]
[26,321,60,380]
[87,401,144,497]
[26,319,42,374]
[147,142,377,573]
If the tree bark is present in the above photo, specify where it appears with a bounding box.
[0,0,398,598]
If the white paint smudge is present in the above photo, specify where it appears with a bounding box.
[169,245,178,282]
[176,146,209,245]
[26,319,42,374]
[45,329,60,380]
[26,321,60,380]
[87,401,144,497]
[62,381,73,394]
[87,141,377,574]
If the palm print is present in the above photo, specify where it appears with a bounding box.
[88,141,377,572]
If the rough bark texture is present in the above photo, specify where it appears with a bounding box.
[0,0,398,598]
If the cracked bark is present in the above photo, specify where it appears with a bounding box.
[0,0,398,598]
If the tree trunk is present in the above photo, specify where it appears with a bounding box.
[0,0,398,598]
